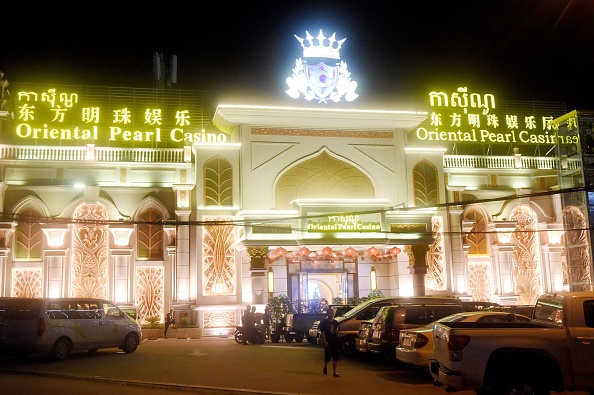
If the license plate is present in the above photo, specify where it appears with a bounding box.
[401,337,413,347]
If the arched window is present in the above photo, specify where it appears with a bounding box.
[137,208,164,260]
[204,156,233,206]
[413,160,439,207]
[14,207,43,261]
[463,206,489,255]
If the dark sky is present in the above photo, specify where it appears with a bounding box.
[3,0,594,111]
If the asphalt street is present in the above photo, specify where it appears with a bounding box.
[0,337,589,395]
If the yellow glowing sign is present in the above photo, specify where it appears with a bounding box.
[307,214,381,232]
[9,85,228,147]
[416,87,577,145]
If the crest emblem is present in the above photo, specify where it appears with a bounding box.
[285,30,359,103]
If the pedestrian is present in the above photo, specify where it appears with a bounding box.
[164,309,175,337]
[242,305,252,345]
[319,308,340,377]
[263,306,271,342]
[250,305,259,344]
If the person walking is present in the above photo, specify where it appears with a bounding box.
[319,308,340,377]
[164,309,175,338]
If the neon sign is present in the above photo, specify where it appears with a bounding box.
[9,85,228,147]
[415,87,577,145]
[307,214,381,232]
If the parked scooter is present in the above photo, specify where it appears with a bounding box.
[234,326,244,344]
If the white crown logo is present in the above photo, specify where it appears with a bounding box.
[294,30,346,60]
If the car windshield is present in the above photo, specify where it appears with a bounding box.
[338,298,388,319]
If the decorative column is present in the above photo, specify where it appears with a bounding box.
[246,246,268,305]
[446,186,467,296]
[174,209,191,302]
[109,226,134,304]
[409,244,430,296]
[0,223,15,297]
[172,184,194,303]
[41,227,69,298]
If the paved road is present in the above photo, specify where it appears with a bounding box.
[0,337,589,395]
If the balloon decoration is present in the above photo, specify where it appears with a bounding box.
[297,246,310,256]
[321,246,333,256]
[389,246,401,255]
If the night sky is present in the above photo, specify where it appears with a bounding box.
[3,0,594,111]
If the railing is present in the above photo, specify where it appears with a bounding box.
[443,155,582,170]
[0,145,190,163]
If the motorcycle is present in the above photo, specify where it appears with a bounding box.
[234,325,244,344]
[235,324,266,344]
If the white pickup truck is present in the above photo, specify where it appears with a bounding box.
[429,291,594,395]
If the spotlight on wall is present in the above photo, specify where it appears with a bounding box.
[370,266,377,290]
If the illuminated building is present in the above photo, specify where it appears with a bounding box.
[0,32,592,335]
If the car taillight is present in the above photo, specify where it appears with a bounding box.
[36,317,45,336]
[414,333,429,348]
[447,334,469,361]
[384,328,400,341]
[447,334,470,351]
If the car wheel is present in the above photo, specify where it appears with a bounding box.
[122,333,140,353]
[284,333,294,342]
[294,333,304,343]
[340,336,357,357]
[51,337,72,361]
[306,335,316,344]
[234,331,243,344]
[271,333,281,343]
[495,372,548,395]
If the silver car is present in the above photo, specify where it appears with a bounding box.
[0,297,142,361]
[396,311,530,368]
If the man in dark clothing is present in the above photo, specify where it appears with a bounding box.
[164,309,175,337]
[242,305,252,345]
[319,308,340,377]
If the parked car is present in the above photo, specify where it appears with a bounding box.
[307,304,357,345]
[367,302,466,359]
[484,304,535,317]
[396,311,531,368]
[0,297,142,361]
[322,296,464,357]
[460,301,502,311]
[354,319,375,353]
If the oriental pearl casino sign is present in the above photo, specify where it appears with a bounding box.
[285,30,359,103]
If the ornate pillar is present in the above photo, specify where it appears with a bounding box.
[0,222,15,297]
[246,246,268,305]
[409,244,430,296]
[175,209,191,302]
[109,226,134,304]
[42,227,69,297]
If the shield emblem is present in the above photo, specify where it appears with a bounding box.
[305,62,339,99]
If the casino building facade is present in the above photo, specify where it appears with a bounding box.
[1,61,593,335]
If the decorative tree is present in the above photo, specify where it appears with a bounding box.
[368,289,384,299]
[266,294,293,325]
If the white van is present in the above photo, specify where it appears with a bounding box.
[0,297,142,361]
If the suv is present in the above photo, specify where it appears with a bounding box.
[366,302,465,359]
[326,296,462,357]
